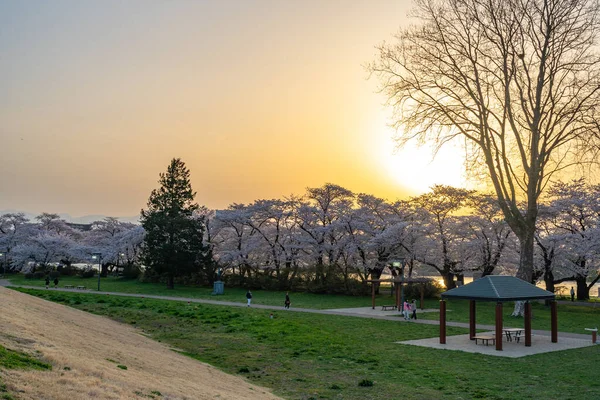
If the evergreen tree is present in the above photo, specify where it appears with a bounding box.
[140,158,208,289]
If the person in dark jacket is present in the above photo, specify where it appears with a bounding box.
[53,277,59,288]
[246,290,252,307]
[411,300,418,320]
[45,276,50,289]
[284,292,291,309]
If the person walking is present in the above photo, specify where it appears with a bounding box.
[570,287,575,302]
[284,292,291,309]
[53,277,59,289]
[45,276,50,289]
[246,290,252,307]
[411,299,417,320]
[403,300,410,320]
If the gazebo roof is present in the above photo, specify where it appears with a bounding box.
[441,275,555,302]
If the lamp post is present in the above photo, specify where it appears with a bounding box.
[92,253,102,291]
[116,253,125,276]
[0,250,6,278]
[393,258,406,312]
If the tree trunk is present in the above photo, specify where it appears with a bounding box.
[513,230,535,316]
[511,301,525,317]
[167,274,174,290]
[576,276,589,301]
[544,270,555,294]
[442,272,456,290]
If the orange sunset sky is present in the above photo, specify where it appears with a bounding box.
[0,0,467,218]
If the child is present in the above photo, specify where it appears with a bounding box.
[246,290,252,307]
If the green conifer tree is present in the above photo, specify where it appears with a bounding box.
[140,158,208,289]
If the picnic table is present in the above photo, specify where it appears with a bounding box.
[64,285,74,289]
[76,286,87,290]
[473,335,496,346]
[503,328,524,342]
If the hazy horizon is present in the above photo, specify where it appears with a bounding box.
[1,1,469,216]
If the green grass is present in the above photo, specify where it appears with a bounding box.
[7,274,403,309]
[10,274,600,334]
[0,346,51,371]
[16,288,600,400]
[0,344,51,400]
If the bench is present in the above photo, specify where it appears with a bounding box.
[473,335,496,346]
[76,286,87,290]
[64,285,74,289]
[381,305,397,311]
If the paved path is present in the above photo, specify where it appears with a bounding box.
[1,281,593,341]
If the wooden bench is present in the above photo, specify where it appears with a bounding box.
[381,305,397,311]
[76,286,87,290]
[64,285,74,289]
[473,335,496,346]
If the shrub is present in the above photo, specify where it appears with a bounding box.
[32,272,45,280]
[403,280,444,299]
[358,379,374,387]
[122,264,141,280]
[79,269,96,279]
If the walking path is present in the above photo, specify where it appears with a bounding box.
[3,280,594,342]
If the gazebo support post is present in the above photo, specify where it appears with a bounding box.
[495,302,503,351]
[469,300,476,340]
[524,301,532,347]
[551,300,558,343]
[395,283,401,310]
[419,284,425,310]
[440,300,446,344]
[371,282,375,310]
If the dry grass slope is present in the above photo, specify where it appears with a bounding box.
[0,287,281,400]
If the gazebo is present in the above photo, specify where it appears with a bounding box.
[439,275,557,351]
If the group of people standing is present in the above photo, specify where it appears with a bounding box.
[402,299,418,320]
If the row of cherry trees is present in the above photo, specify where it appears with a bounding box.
[1,180,599,296]
[0,213,144,277]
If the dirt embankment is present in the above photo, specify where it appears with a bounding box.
[0,287,281,400]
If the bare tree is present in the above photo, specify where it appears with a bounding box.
[370,0,600,288]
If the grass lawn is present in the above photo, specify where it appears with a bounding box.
[0,344,51,400]
[16,288,600,400]
[9,274,600,334]
[6,274,407,310]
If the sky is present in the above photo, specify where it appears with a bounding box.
[0,0,468,218]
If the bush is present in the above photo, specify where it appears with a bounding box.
[32,272,45,280]
[57,264,78,276]
[122,264,141,280]
[403,280,444,299]
[79,269,96,278]
[358,379,374,387]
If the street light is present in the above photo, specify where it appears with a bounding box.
[115,253,125,276]
[392,258,406,312]
[0,251,6,278]
[92,253,102,291]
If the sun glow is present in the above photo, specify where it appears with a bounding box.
[385,141,466,194]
